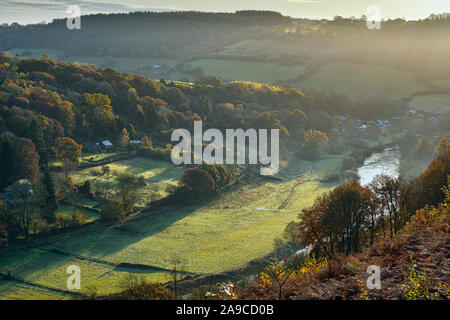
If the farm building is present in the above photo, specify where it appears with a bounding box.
[96,140,113,152]
[0,179,34,205]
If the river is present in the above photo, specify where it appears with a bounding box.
[357,146,401,186]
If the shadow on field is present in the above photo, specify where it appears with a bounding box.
[51,198,218,267]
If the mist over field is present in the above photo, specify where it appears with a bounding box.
[0,3,449,302]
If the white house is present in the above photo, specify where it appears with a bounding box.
[96,140,113,152]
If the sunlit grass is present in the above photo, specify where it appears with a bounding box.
[297,62,429,100]
[188,59,306,83]
[55,205,99,223]
[71,157,184,207]
[0,249,174,297]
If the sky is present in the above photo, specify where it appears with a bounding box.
[0,0,449,25]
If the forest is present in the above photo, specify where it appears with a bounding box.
[0,10,449,301]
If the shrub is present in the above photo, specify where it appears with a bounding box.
[138,144,172,161]
[402,257,432,300]
[78,180,91,195]
[71,210,87,226]
[123,280,173,300]
[198,163,230,190]
[100,201,125,221]
[178,167,215,198]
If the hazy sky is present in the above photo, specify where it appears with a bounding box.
[1,0,449,25]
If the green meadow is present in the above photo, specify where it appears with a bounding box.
[71,157,185,207]
[187,59,307,83]
[408,94,450,115]
[0,279,70,300]
[45,180,328,275]
[0,248,174,297]
[0,152,338,298]
[297,62,429,100]
[55,205,100,223]
[3,48,176,74]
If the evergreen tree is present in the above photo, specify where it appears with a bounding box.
[28,118,49,168]
[41,169,58,222]
[0,139,15,190]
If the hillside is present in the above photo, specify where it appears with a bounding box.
[2,11,450,90]
[241,204,449,300]
[0,51,448,300]
[239,155,450,300]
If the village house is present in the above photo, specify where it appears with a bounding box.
[95,140,113,153]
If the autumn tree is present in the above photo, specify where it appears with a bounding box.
[141,136,152,149]
[300,129,329,160]
[140,96,164,129]
[297,194,331,257]
[116,174,146,216]
[198,164,230,190]
[83,93,116,136]
[288,109,308,131]
[13,138,40,181]
[53,137,82,166]
[323,181,373,255]
[434,136,450,158]
[178,168,215,198]
[304,129,329,146]
[119,128,130,148]
[369,174,406,238]
[100,201,125,221]
[297,180,373,257]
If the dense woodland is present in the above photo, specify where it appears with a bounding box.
[1,11,450,78]
[0,11,449,300]
[0,52,448,241]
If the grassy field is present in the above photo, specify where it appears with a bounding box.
[44,152,338,276]
[408,94,450,115]
[55,205,100,223]
[0,248,174,297]
[0,279,70,300]
[65,196,101,209]
[0,151,338,299]
[3,48,176,77]
[297,62,429,100]
[187,59,306,83]
[4,49,431,101]
[71,157,185,207]
[4,48,61,60]
[49,152,123,168]
[43,180,327,275]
